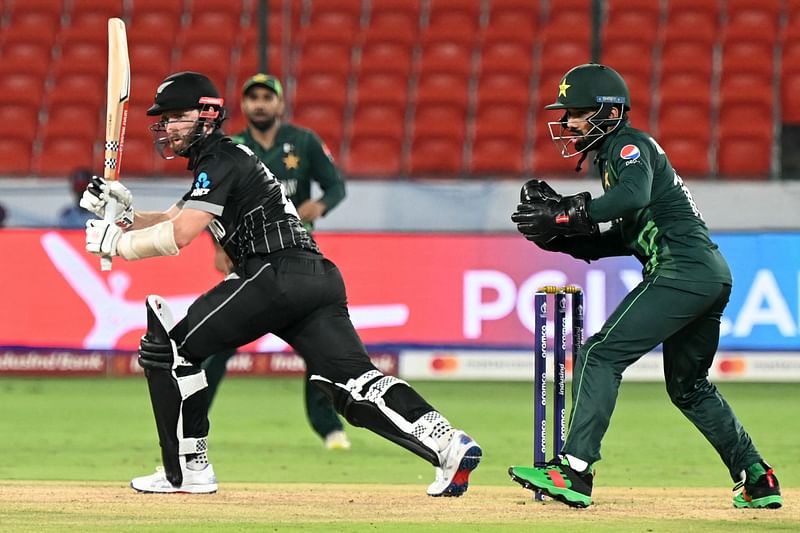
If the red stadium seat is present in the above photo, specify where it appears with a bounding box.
[44,104,102,142]
[344,135,403,177]
[487,0,541,31]
[368,0,421,33]
[120,137,157,176]
[428,0,482,32]
[408,134,464,175]
[530,144,579,176]
[538,40,592,79]
[0,71,46,107]
[658,135,712,177]
[606,0,660,26]
[358,40,414,78]
[34,136,95,176]
[350,104,405,144]
[470,136,525,175]
[725,0,780,36]
[0,137,33,175]
[69,0,124,27]
[0,104,40,143]
[353,72,409,110]
[717,135,772,178]
[7,0,65,17]
[479,29,534,79]
[306,0,363,34]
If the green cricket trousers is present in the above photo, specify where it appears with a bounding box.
[563,276,762,480]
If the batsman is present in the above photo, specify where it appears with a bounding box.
[81,71,481,496]
[507,63,783,510]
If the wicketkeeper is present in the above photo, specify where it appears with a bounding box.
[81,71,481,496]
[507,63,782,510]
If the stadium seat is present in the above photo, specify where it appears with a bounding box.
[358,40,414,78]
[717,135,772,178]
[479,27,534,79]
[661,17,717,48]
[0,104,39,144]
[7,0,65,18]
[530,144,579,176]
[69,0,124,26]
[115,137,157,176]
[428,0,482,32]
[44,104,101,142]
[306,0,363,34]
[128,42,173,81]
[0,52,50,78]
[353,72,409,109]
[344,135,403,177]
[470,135,526,175]
[0,70,45,108]
[237,46,285,84]
[126,18,180,47]
[538,40,592,79]
[0,137,34,175]
[605,0,661,34]
[1,20,59,51]
[408,133,464,175]
[178,22,238,48]
[725,0,780,36]
[350,103,405,144]
[658,135,712,177]
[54,41,107,77]
[487,0,541,31]
[125,104,157,142]
[368,0,421,33]
[34,136,95,176]
[294,72,349,112]
[173,45,231,92]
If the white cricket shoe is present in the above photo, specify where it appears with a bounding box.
[426,430,482,497]
[324,430,352,450]
[131,464,218,494]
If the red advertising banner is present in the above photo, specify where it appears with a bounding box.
[0,229,639,352]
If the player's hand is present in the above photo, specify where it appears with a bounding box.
[511,192,597,242]
[296,199,326,222]
[85,219,122,257]
[520,179,562,204]
[79,175,134,228]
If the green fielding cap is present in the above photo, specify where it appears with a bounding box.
[242,73,283,97]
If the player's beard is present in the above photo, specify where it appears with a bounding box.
[248,115,277,132]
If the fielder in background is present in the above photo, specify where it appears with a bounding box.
[82,71,481,496]
[507,63,782,510]
[202,73,350,451]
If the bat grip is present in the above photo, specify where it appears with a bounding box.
[100,196,118,271]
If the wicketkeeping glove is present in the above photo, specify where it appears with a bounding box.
[85,219,123,257]
[511,192,598,243]
[519,179,562,204]
[79,175,134,228]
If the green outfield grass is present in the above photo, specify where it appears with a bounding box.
[0,377,796,488]
[0,377,797,532]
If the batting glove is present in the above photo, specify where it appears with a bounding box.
[85,219,122,257]
[79,175,134,228]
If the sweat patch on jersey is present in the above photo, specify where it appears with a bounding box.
[619,144,641,160]
[190,171,212,197]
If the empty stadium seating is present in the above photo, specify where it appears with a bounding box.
[0,0,792,179]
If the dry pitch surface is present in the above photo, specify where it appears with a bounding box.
[0,482,796,531]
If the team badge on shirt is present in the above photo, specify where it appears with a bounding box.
[190,171,212,197]
[619,144,641,160]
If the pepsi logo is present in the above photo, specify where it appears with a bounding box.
[620,144,641,160]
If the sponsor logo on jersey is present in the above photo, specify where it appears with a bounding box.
[620,144,641,160]
[190,171,211,197]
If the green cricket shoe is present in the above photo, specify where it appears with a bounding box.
[509,457,593,508]
[732,461,783,509]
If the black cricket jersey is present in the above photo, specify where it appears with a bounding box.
[179,132,320,264]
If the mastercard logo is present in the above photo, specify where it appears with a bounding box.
[431,356,459,372]
[718,358,746,374]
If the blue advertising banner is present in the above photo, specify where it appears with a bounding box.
[716,233,800,350]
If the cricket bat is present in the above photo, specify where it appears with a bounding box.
[101,17,130,271]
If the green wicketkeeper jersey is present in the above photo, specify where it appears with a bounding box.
[229,123,346,230]
[587,123,731,284]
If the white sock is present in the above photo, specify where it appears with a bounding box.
[565,454,589,472]
[186,450,208,471]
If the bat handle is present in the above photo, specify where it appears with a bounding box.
[100,196,118,271]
